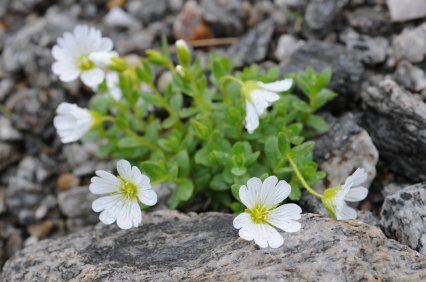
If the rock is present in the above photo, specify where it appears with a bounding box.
[0,78,14,102]
[394,60,426,92]
[126,0,168,25]
[200,0,244,37]
[392,23,426,63]
[104,7,139,28]
[347,6,391,36]
[173,0,214,41]
[340,29,389,66]
[314,113,378,188]
[274,34,305,62]
[27,220,54,240]
[0,188,5,215]
[56,173,80,192]
[247,0,275,27]
[360,79,426,181]
[2,210,426,281]
[0,116,22,141]
[110,29,154,54]
[282,41,364,111]
[1,9,77,88]
[275,0,307,8]
[356,210,381,228]
[0,221,22,269]
[6,156,56,225]
[228,19,274,67]
[57,186,99,232]
[382,182,408,198]
[0,143,21,172]
[302,114,378,214]
[303,0,348,38]
[387,0,426,22]
[381,183,426,255]
[6,87,65,137]
[8,0,53,14]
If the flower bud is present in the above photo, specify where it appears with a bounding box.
[175,39,192,66]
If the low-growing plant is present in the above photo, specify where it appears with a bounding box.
[53,26,369,241]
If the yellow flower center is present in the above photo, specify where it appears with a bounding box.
[118,177,138,200]
[77,54,95,71]
[246,203,269,224]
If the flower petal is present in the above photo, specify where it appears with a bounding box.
[239,177,262,209]
[258,79,293,92]
[261,177,291,209]
[252,223,284,248]
[116,201,134,229]
[80,68,105,87]
[138,189,157,206]
[344,187,368,202]
[344,168,368,187]
[245,101,259,134]
[250,90,278,115]
[52,62,80,82]
[89,171,120,194]
[336,203,357,220]
[117,159,132,180]
[267,204,302,233]
[92,195,122,212]
[233,212,251,229]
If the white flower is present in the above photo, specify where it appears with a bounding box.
[53,102,94,143]
[322,168,369,220]
[90,160,158,229]
[244,79,293,134]
[52,25,117,87]
[233,176,302,248]
[105,72,123,100]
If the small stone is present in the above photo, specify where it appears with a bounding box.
[0,143,21,172]
[382,182,408,198]
[56,173,80,192]
[104,7,138,28]
[228,19,274,67]
[381,183,426,255]
[356,210,381,228]
[347,6,391,36]
[200,0,244,37]
[27,220,54,240]
[274,34,305,62]
[0,188,5,215]
[387,0,426,22]
[126,0,168,25]
[394,60,426,92]
[392,23,426,63]
[173,0,214,41]
[168,0,183,12]
[0,117,22,141]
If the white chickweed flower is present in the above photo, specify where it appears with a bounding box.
[322,168,369,220]
[90,160,158,229]
[52,25,117,87]
[53,102,94,143]
[233,176,302,248]
[243,79,293,134]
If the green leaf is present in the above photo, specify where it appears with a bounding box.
[91,94,111,114]
[118,136,141,148]
[170,94,183,111]
[141,161,168,182]
[307,115,330,132]
[231,184,241,201]
[231,166,247,176]
[169,179,194,208]
[210,174,229,191]
[174,150,190,178]
[265,136,281,167]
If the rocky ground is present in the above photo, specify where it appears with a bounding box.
[1,0,426,280]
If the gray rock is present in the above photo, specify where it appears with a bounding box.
[0,221,22,269]
[201,0,244,37]
[0,188,5,215]
[1,10,77,88]
[360,79,426,181]
[0,143,21,172]
[347,6,391,36]
[228,19,274,67]
[0,78,14,102]
[340,29,389,66]
[103,7,139,28]
[275,0,307,8]
[126,0,168,25]
[8,0,52,14]
[314,113,378,188]
[392,23,426,63]
[356,210,381,228]
[394,60,426,92]
[6,156,56,225]
[58,186,99,232]
[387,0,426,22]
[2,210,426,281]
[382,182,409,198]
[303,0,349,38]
[381,183,426,255]
[274,34,305,62]
[282,41,364,110]
[6,88,65,136]
[112,29,154,54]
[0,116,22,141]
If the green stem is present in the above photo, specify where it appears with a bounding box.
[124,128,159,151]
[286,153,324,199]
[221,76,244,86]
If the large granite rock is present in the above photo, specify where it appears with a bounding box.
[381,183,426,255]
[360,79,426,181]
[2,210,426,281]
